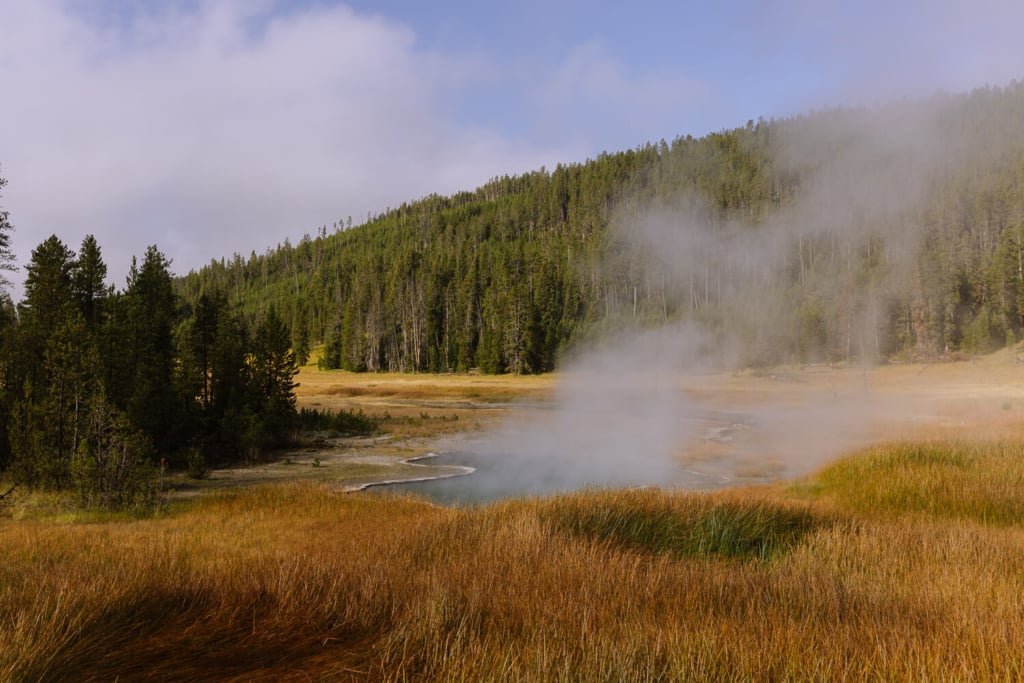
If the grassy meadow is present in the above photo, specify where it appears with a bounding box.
[4,362,1024,679]
[293,362,556,439]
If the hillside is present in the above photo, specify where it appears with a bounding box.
[178,82,1024,373]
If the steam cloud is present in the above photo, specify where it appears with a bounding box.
[428,95,995,502]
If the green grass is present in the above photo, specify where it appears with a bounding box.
[542,489,821,561]
[798,439,1024,525]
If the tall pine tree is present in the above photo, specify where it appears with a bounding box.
[249,307,298,449]
[8,237,94,487]
[0,168,15,293]
[73,235,108,333]
[0,169,14,471]
[124,246,178,455]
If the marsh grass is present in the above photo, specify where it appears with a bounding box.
[806,438,1024,525]
[541,489,820,560]
[4,437,1024,679]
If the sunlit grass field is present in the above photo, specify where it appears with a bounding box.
[4,435,1024,680]
[295,365,556,439]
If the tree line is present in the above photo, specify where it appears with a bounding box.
[178,82,1024,372]
[0,203,300,508]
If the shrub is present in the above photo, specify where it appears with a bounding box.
[186,447,208,480]
[296,407,377,436]
[71,395,161,512]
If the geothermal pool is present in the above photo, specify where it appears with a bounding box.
[372,450,733,504]
[370,413,760,505]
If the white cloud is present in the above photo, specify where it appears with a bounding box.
[0,1,567,298]
[528,41,713,152]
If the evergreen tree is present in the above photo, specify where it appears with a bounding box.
[18,236,75,336]
[207,310,251,461]
[14,236,76,397]
[9,313,98,488]
[0,168,15,292]
[182,290,225,411]
[249,307,297,448]
[0,230,303,501]
[72,235,108,332]
[292,305,310,366]
[124,246,178,454]
[11,84,1024,501]
[175,290,254,464]
[9,236,96,487]
[0,168,15,470]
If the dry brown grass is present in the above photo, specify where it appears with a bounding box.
[295,367,555,409]
[294,368,555,438]
[6,360,1024,679]
[5,441,1024,681]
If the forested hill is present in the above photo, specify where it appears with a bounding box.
[177,82,1024,373]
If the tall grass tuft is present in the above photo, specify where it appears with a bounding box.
[541,489,820,560]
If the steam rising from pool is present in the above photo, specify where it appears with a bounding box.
[385,96,987,504]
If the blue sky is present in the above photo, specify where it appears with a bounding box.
[1,0,1022,299]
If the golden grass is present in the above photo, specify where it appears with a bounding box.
[801,438,1024,525]
[295,367,555,407]
[5,435,1024,680]
[294,367,555,438]
[7,359,1024,679]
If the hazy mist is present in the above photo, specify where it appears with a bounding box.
[444,94,997,499]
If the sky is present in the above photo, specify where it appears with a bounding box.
[1,0,1023,300]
